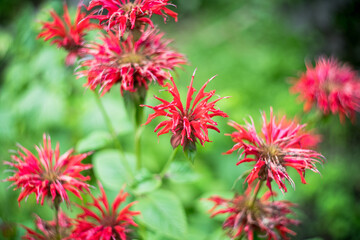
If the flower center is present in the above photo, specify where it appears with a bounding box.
[234,198,264,220]
[121,3,136,12]
[258,144,287,181]
[42,170,59,182]
[101,214,117,227]
[119,53,145,64]
[321,80,340,93]
[259,144,282,164]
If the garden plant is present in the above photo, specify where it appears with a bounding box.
[2,0,360,239]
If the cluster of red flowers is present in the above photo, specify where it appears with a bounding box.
[18,0,185,238]
[6,135,139,240]
[10,0,358,239]
[38,0,185,95]
[204,107,324,239]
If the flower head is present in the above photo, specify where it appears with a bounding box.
[71,182,139,240]
[5,134,92,206]
[78,28,186,94]
[225,108,323,193]
[38,4,96,65]
[22,211,72,240]
[208,183,299,240]
[87,0,177,35]
[143,69,228,150]
[291,57,360,122]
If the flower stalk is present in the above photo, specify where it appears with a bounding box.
[135,90,146,170]
[93,91,125,153]
[135,124,143,170]
[160,146,180,178]
[54,197,61,240]
[123,86,147,170]
[93,92,134,177]
[249,180,263,208]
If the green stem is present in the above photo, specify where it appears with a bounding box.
[54,198,61,240]
[231,169,252,191]
[135,125,142,170]
[93,92,134,178]
[93,92,125,153]
[134,93,145,170]
[160,147,179,178]
[249,180,263,208]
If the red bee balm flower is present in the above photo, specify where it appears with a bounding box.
[225,108,323,193]
[22,211,72,240]
[71,183,139,240]
[78,29,186,94]
[38,4,96,65]
[208,183,299,240]
[143,70,228,150]
[87,0,177,35]
[5,134,92,206]
[291,57,360,122]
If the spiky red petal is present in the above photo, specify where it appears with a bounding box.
[78,28,186,95]
[38,4,96,65]
[71,182,140,240]
[143,69,228,149]
[208,183,299,240]
[291,57,360,122]
[86,0,178,35]
[5,134,92,206]
[226,108,323,193]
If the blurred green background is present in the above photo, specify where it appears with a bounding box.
[0,0,359,239]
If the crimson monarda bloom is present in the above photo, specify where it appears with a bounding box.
[38,4,96,65]
[291,57,360,122]
[225,108,323,193]
[208,183,299,240]
[87,0,177,35]
[71,183,139,240]
[77,29,186,94]
[143,70,228,151]
[22,211,72,240]
[5,134,92,205]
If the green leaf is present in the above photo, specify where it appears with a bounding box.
[15,85,65,130]
[76,131,112,153]
[133,178,161,195]
[167,162,199,183]
[132,169,161,195]
[135,190,187,240]
[93,150,135,190]
[141,231,173,240]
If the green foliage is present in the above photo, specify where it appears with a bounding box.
[0,0,359,240]
[132,169,162,195]
[93,150,135,190]
[135,190,188,240]
[166,161,199,183]
[76,131,112,153]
